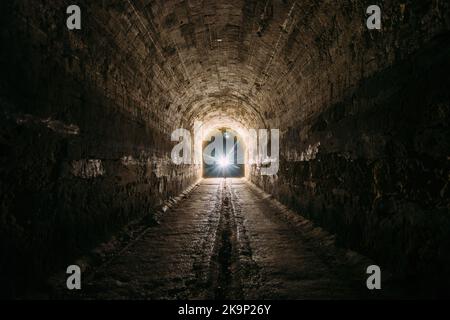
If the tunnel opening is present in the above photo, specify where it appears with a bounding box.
[202,128,245,178]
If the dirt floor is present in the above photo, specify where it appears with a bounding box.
[60,178,407,300]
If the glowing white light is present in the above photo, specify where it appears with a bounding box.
[218,156,230,168]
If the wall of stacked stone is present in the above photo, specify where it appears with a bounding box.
[0,1,200,297]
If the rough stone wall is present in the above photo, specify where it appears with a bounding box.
[252,33,450,292]
[0,1,199,298]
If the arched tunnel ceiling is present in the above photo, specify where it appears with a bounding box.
[1,1,450,299]
[143,0,336,129]
[83,0,448,132]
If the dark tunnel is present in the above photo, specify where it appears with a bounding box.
[0,0,449,301]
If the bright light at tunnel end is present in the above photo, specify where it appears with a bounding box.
[170,121,281,176]
[218,156,230,168]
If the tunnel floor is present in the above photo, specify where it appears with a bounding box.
[69,179,394,300]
